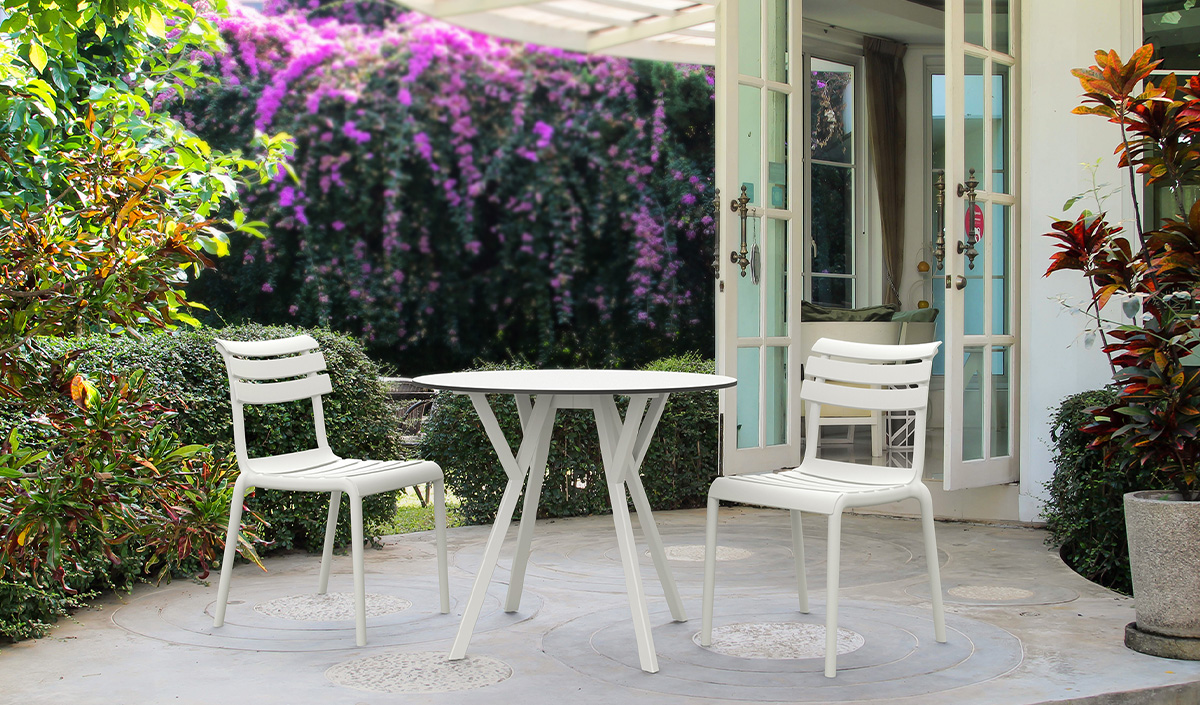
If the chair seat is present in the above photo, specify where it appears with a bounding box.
[244,448,444,497]
[710,459,921,515]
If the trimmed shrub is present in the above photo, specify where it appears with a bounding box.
[1042,388,1170,595]
[418,354,718,525]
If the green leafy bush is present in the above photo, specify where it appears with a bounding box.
[60,324,410,553]
[419,354,718,525]
[1042,388,1170,594]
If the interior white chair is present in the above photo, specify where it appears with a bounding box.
[701,338,946,677]
[212,335,450,646]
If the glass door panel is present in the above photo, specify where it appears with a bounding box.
[718,0,803,473]
[943,0,1019,489]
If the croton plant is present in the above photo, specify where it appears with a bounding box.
[1045,44,1200,501]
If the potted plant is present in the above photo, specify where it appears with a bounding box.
[1044,44,1200,660]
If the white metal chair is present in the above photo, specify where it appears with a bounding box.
[212,335,450,646]
[701,338,946,677]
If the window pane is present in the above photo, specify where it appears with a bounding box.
[736,348,761,449]
[810,164,853,275]
[810,276,853,308]
[811,59,853,164]
[739,0,761,78]
[767,0,788,82]
[1145,0,1200,71]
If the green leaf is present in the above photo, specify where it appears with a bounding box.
[28,42,48,73]
[144,6,167,37]
[1162,10,1183,23]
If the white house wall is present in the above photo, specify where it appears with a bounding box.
[1017,0,1140,523]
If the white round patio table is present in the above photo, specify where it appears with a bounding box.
[413,369,736,674]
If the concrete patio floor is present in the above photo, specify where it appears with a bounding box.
[2,506,1199,704]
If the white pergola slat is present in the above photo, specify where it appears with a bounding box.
[398,0,717,64]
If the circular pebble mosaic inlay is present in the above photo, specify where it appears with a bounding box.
[649,544,752,562]
[695,621,865,659]
[947,585,1035,601]
[325,651,511,693]
[253,593,412,621]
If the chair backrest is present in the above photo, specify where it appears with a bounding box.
[801,337,941,475]
[214,335,333,463]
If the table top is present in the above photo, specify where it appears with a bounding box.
[413,369,737,396]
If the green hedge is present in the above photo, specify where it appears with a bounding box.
[1042,388,1170,595]
[34,324,408,553]
[418,354,719,525]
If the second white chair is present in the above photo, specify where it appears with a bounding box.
[212,335,450,646]
[701,337,946,677]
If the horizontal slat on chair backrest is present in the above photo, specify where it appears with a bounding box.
[810,337,940,363]
[801,378,928,412]
[225,352,327,381]
[215,335,319,359]
[805,356,932,386]
[234,374,333,405]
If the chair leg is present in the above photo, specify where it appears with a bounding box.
[919,489,947,643]
[349,489,367,647]
[824,510,843,678]
[790,510,809,613]
[701,495,719,646]
[318,490,342,595]
[214,475,247,628]
[432,479,450,614]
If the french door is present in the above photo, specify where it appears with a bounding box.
[715,0,804,474]
[941,0,1019,489]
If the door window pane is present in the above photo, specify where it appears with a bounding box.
[767,0,788,82]
[1144,0,1200,72]
[739,0,762,78]
[739,84,761,208]
[991,63,1010,194]
[737,348,761,449]
[993,0,1011,55]
[991,204,1009,335]
[768,90,788,209]
[766,346,788,446]
[811,164,853,276]
[991,345,1010,457]
[766,218,789,337]
[964,0,984,47]
[964,54,985,183]
[810,59,854,163]
[962,346,986,461]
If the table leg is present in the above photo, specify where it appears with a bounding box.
[505,396,554,612]
[449,393,556,661]
[595,395,659,673]
[599,395,687,623]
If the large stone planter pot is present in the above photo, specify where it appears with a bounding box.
[1124,490,1200,659]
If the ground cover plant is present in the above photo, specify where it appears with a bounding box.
[176,1,718,374]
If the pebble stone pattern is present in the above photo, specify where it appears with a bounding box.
[695,621,865,659]
[947,585,1034,601]
[253,593,412,621]
[654,544,753,562]
[325,652,511,694]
